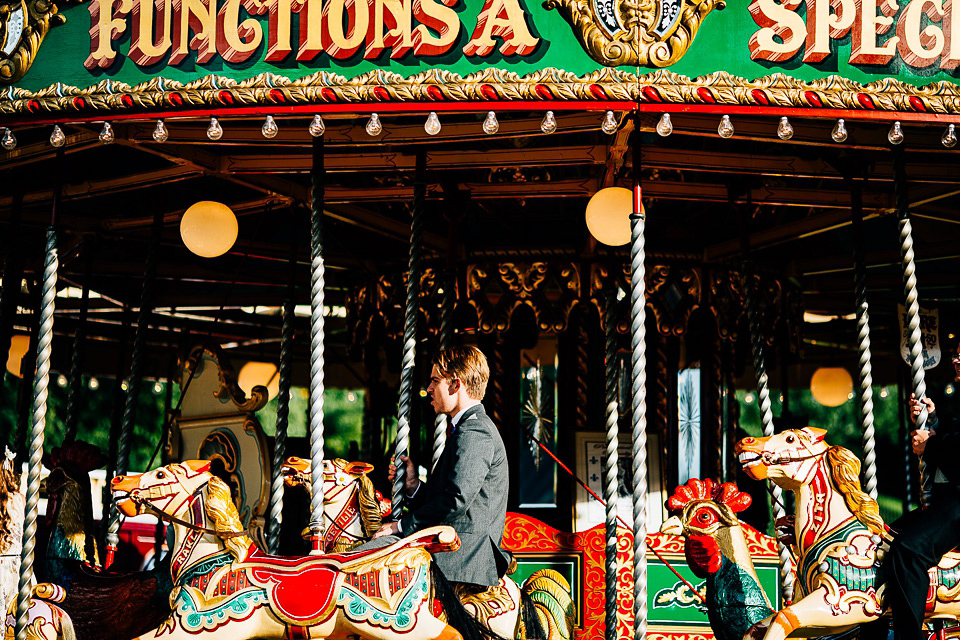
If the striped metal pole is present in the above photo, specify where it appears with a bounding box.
[308,136,327,553]
[393,152,426,514]
[432,270,454,471]
[603,289,621,640]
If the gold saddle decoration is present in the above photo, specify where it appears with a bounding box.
[453,583,516,628]
[544,0,725,67]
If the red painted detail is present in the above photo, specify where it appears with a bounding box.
[288,626,310,639]
[320,88,337,102]
[270,89,286,104]
[218,90,235,105]
[696,87,715,103]
[104,544,117,569]
[685,535,721,578]
[857,93,875,109]
[480,84,498,101]
[910,96,926,112]
[167,93,183,107]
[72,97,86,110]
[120,95,133,108]
[751,89,769,106]
[926,567,938,612]
[535,84,553,100]
[373,87,390,101]
[433,597,444,618]
[27,100,41,113]
[642,86,662,103]
[249,564,338,624]
[426,86,444,101]
[589,84,607,100]
[804,91,823,107]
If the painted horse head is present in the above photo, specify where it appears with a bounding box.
[281,457,390,552]
[112,460,253,562]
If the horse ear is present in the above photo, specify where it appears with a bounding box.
[345,462,374,475]
[183,460,211,473]
[801,427,828,444]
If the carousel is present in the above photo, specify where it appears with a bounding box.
[2,0,960,637]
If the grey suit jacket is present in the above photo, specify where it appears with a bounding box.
[400,403,511,586]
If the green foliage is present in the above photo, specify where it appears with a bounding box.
[254,387,365,459]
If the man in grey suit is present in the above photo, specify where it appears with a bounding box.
[371,346,512,588]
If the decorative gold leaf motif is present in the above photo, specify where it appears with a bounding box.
[0,0,72,85]
[544,0,725,67]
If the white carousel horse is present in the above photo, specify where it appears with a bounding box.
[735,427,960,640]
[1,447,76,640]
[111,460,463,640]
[281,456,575,640]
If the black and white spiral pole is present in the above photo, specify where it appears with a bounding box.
[432,270,455,471]
[15,152,62,640]
[604,288,621,640]
[393,152,426,515]
[308,136,327,553]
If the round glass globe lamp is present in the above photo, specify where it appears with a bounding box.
[810,367,853,407]
[586,187,642,246]
[6,334,30,377]
[180,201,238,258]
[238,361,280,400]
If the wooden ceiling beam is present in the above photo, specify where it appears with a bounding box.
[0,131,102,170]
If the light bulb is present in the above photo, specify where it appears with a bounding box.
[262,115,279,138]
[887,121,903,145]
[2,128,16,151]
[152,119,168,142]
[424,111,441,136]
[366,113,382,136]
[206,117,223,141]
[309,114,325,137]
[601,111,618,135]
[482,111,499,135]
[540,111,557,134]
[98,122,115,144]
[718,115,734,139]
[942,124,957,149]
[831,118,848,143]
[777,116,794,140]
[656,113,673,137]
[50,125,66,147]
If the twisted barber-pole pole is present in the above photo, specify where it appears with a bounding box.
[850,184,878,499]
[393,153,425,514]
[603,290,621,640]
[893,147,931,508]
[628,134,648,640]
[308,136,327,552]
[432,271,454,471]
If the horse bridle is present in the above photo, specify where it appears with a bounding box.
[757,447,827,466]
[129,482,249,539]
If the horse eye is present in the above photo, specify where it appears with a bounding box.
[786,435,795,443]
[156,470,165,479]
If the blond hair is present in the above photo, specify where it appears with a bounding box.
[433,346,489,400]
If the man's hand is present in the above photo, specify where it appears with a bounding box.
[911,428,936,455]
[372,521,401,539]
[388,455,420,496]
[909,394,936,426]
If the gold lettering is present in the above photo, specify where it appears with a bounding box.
[217,0,266,62]
[171,0,217,64]
[748,0,805,61]
[896,0,944,66]
[85,0,133,69]
[412,0,459,55]
[463,0,538,56]
[851,0,899,64]
[130,0,172,65]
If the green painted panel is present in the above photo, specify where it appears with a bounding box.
[10,0,960,92]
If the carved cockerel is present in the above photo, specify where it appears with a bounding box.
[660,478,774,640]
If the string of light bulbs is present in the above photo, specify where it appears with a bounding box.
[1,112,957,151]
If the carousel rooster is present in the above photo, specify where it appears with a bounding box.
[39,441,172,640]
[660,478,775,640]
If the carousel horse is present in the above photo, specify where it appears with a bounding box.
[660,478,775,640]
[1,448,76,640]
[281,456,575,640]
[39,441,172,640]
[111,460,465,640]
[735,427,960,640]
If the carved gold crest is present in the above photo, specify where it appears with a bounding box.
[544,0,725,67]
[0,0,68,84]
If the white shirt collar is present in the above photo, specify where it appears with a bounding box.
[450,402,480,428]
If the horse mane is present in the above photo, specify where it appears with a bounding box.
[356,473,383,538]
[826,446,884,535]
[204,475,253,560]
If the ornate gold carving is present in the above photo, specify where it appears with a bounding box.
[544,0,725,67]
[647,264,700,336]
[466,262,579,333]
[183,345,269,412]
[706,268,744,343]
[0,0,69,85]
[7,67,960,115]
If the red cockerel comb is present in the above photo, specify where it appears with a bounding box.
[666,478,751,513]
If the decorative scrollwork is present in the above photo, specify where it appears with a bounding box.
[707,268,745,342]
[466,262,580,333]
[646,264,700,336]
[183,345,268,413]
[0,0,71,84]
[544,0,725,67]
